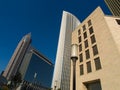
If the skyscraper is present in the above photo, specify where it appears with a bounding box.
[104,0,120,16]
[71,7,120,90]
[19,47,54,88]
[52,11,80,90]
[3,33,31,80]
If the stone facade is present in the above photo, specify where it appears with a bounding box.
[71,7,120,90]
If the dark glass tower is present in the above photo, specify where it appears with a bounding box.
[19,48,54,88]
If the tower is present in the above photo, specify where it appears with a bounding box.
[71,7,120,90]
[52,11,80,90]
[3,33,31,80]
[104,0,120,16]
[19,47,54,88]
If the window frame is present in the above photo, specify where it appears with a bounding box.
[88,20,92,26]
[86,61,92,73]
[78,36,82,43]
[80,64,84,75]
[89,26,94,35]
[90,35,96,44]
[79,44,82,52]
[92,45,99,56]
[94,57,102,70]
[82,25,86,31]
[79,53,83,62]
[85,49,90,60]
[83,32,87,39]
[84,39,88,48]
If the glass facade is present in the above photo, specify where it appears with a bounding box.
[104,0,120,16]
[24,53,54,88]
[52,11,80,90]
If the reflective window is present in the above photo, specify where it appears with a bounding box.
[24,53,53,87]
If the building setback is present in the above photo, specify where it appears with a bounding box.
[104,0,120,16]
[52,11,80,90]
[71,7,120,90]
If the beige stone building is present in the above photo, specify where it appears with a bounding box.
[71,7,120,90]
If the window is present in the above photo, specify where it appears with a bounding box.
[82,25,86,31]
[85,49,90,59]
[84,80,102,90]
[80,64,84,75]
[92,45,98,56]
[79,53,83,62]
[83,32,87,39]
[90,35,96,44]
[88,20,92,26]
[94,57,102,70]
[86,61,92,73]
[116,19,120,25]
[78,36,81,43]
[84,39,88,48]
[78,29,81,35]
[79,44,82,52]
[89,27,94,34]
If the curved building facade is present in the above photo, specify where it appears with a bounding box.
[52,11,80,90]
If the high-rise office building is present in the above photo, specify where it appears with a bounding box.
[52,11,80,90]
[3,33,31,80]
[71,7,120,90]
[19,47,54,88]
[104,0,120,16]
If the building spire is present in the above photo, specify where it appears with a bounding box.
[23,32,31,42]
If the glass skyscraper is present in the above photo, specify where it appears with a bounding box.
[52,11,80,90]
[19,48,54,88]
[104,0,120,16]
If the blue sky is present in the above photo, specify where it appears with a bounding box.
[0,0,111,74]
